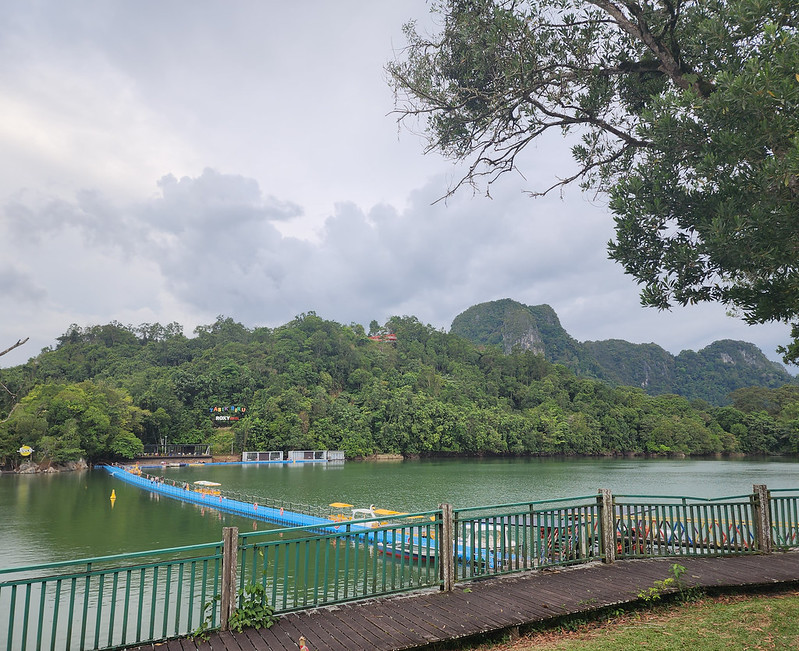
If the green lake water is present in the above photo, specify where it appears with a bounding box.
[2,457,798,570]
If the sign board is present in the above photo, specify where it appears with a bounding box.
[209,406,247,426]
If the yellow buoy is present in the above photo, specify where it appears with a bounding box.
[110,489,117,505]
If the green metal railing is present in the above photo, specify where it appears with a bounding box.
[453,495,602,581]
[770,489,799,550]
[613,494,758,558]
[0,542,222,651]
[3,486,798,650]
[236,510,442,612]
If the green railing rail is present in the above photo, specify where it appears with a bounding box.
[613,494,757,558]
[769,489,799,550]
[236,510,442,613]
[0,542,222,651]
[453,495,602,581]
[2,484,798,650]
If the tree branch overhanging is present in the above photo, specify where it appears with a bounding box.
[0,338,29,358]
[587,0,714,97]
[0,337,28,423]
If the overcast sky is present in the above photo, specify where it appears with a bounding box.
[0,1,794,371]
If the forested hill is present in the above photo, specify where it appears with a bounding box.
[1,314,799,468]
[450,299,797,405]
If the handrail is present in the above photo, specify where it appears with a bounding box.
[615,493,754,502]
[454,494,598,514]
[239,509,438,541]
[0,551,223,588]
[0,541,223,577]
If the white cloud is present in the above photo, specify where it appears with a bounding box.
[0,1,793,373]
[2,167,791,371]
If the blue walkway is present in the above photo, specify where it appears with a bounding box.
[102,465,360,531]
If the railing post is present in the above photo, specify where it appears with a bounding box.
[220,526,239,630]
[752,484,773,554]
[597,489,615,564]
[439,503,455,592]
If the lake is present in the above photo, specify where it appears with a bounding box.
[2,456,797,570]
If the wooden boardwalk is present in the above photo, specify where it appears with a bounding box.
[128,552,799,650]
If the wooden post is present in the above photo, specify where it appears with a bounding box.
[220,526,239,630]
[597,489,615,564]
[439,503,455,592]
[752,484,773,554]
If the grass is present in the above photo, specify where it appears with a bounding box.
[454,591,799,651]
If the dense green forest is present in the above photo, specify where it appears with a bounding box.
[2,314,799,468]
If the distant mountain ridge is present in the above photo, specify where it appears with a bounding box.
[450,299,797,405]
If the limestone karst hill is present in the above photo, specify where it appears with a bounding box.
[450,299,797,405]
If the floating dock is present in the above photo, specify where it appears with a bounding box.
[100,465,365,532]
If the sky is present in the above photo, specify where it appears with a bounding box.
[0,1,794,371]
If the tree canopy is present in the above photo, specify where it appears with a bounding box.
[2,316,799,467]
[1,381,145,465]
[387,0,799,361]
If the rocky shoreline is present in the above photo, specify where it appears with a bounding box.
[4,459,89,474]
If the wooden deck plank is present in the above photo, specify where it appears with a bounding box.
[683,559,742,584]
[157,638,193,651]
[241,624,294,651]
[449,588,528,623]
[370,600,444,643]
[326,604,400,648]
[406,603,477,637]
[420,593,501,634]
[382,597,448,642]
[287,610,352,651]
[468,584,535,621]
[394,606,474,641]
[256,615,310,651]
[358,601,427,646]
[357,605,436,647]
[216,630,243,650]
[385,596,471,633]
[273,613,336,651]
[396,592,461,627]
[193,638,211,651]
[225,628,258,651]
[315,609,383,649]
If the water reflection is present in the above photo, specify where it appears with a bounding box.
[1,457,797,569]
